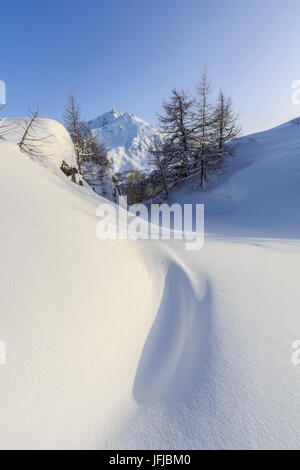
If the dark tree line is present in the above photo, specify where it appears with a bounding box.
[0,78,239,202]
[154,69,240,195]
[117,69,240,203]
[0,90,111,192]
[63,91,112,189]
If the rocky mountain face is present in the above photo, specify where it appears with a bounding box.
[88,107,163,174]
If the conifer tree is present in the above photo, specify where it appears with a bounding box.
[158,88,195,172]
[193,68,215,189]
[63,91,84,174]
[213,89,240,152]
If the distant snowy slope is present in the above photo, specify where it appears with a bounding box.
[173,118,300,238]
[88,107,163,173]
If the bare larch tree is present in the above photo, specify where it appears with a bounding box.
[193,68,215,189]
[63,91,84,174]
[213,88,241,152]
[17,106,50,158]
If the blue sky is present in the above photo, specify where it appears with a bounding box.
[1,0,300,134]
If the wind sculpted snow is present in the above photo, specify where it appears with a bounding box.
[133,264,212,404]
[0,118,299,449]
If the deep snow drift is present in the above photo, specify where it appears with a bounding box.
[88,107,163,173]
[0,118,299,449]
[1,117,77,169]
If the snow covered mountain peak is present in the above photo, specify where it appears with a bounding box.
[111,106,122,118]
[88,108,163,173]
[88,107,122,129]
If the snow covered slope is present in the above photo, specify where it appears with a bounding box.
[1,117,77,169]
[88,107,163,173]
[0,138,157,449]
[173,118,300,238]
[0,118,299,449]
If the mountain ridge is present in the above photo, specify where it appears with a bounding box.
[88,108,163,173]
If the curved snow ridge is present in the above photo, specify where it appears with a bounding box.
[1,117,77,169]
[0,141,157,449]
[134,261,212,404]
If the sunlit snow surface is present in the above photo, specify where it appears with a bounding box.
[0,118,299,449]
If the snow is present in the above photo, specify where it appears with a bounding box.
[0,139,154,449]
[0,118,299,449]
[2,117,77,169]
[173,119,300,238]
[88,108,163,173]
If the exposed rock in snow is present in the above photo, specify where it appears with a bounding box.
[88,108,163,173]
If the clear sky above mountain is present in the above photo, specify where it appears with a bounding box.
[1,0,300,135]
